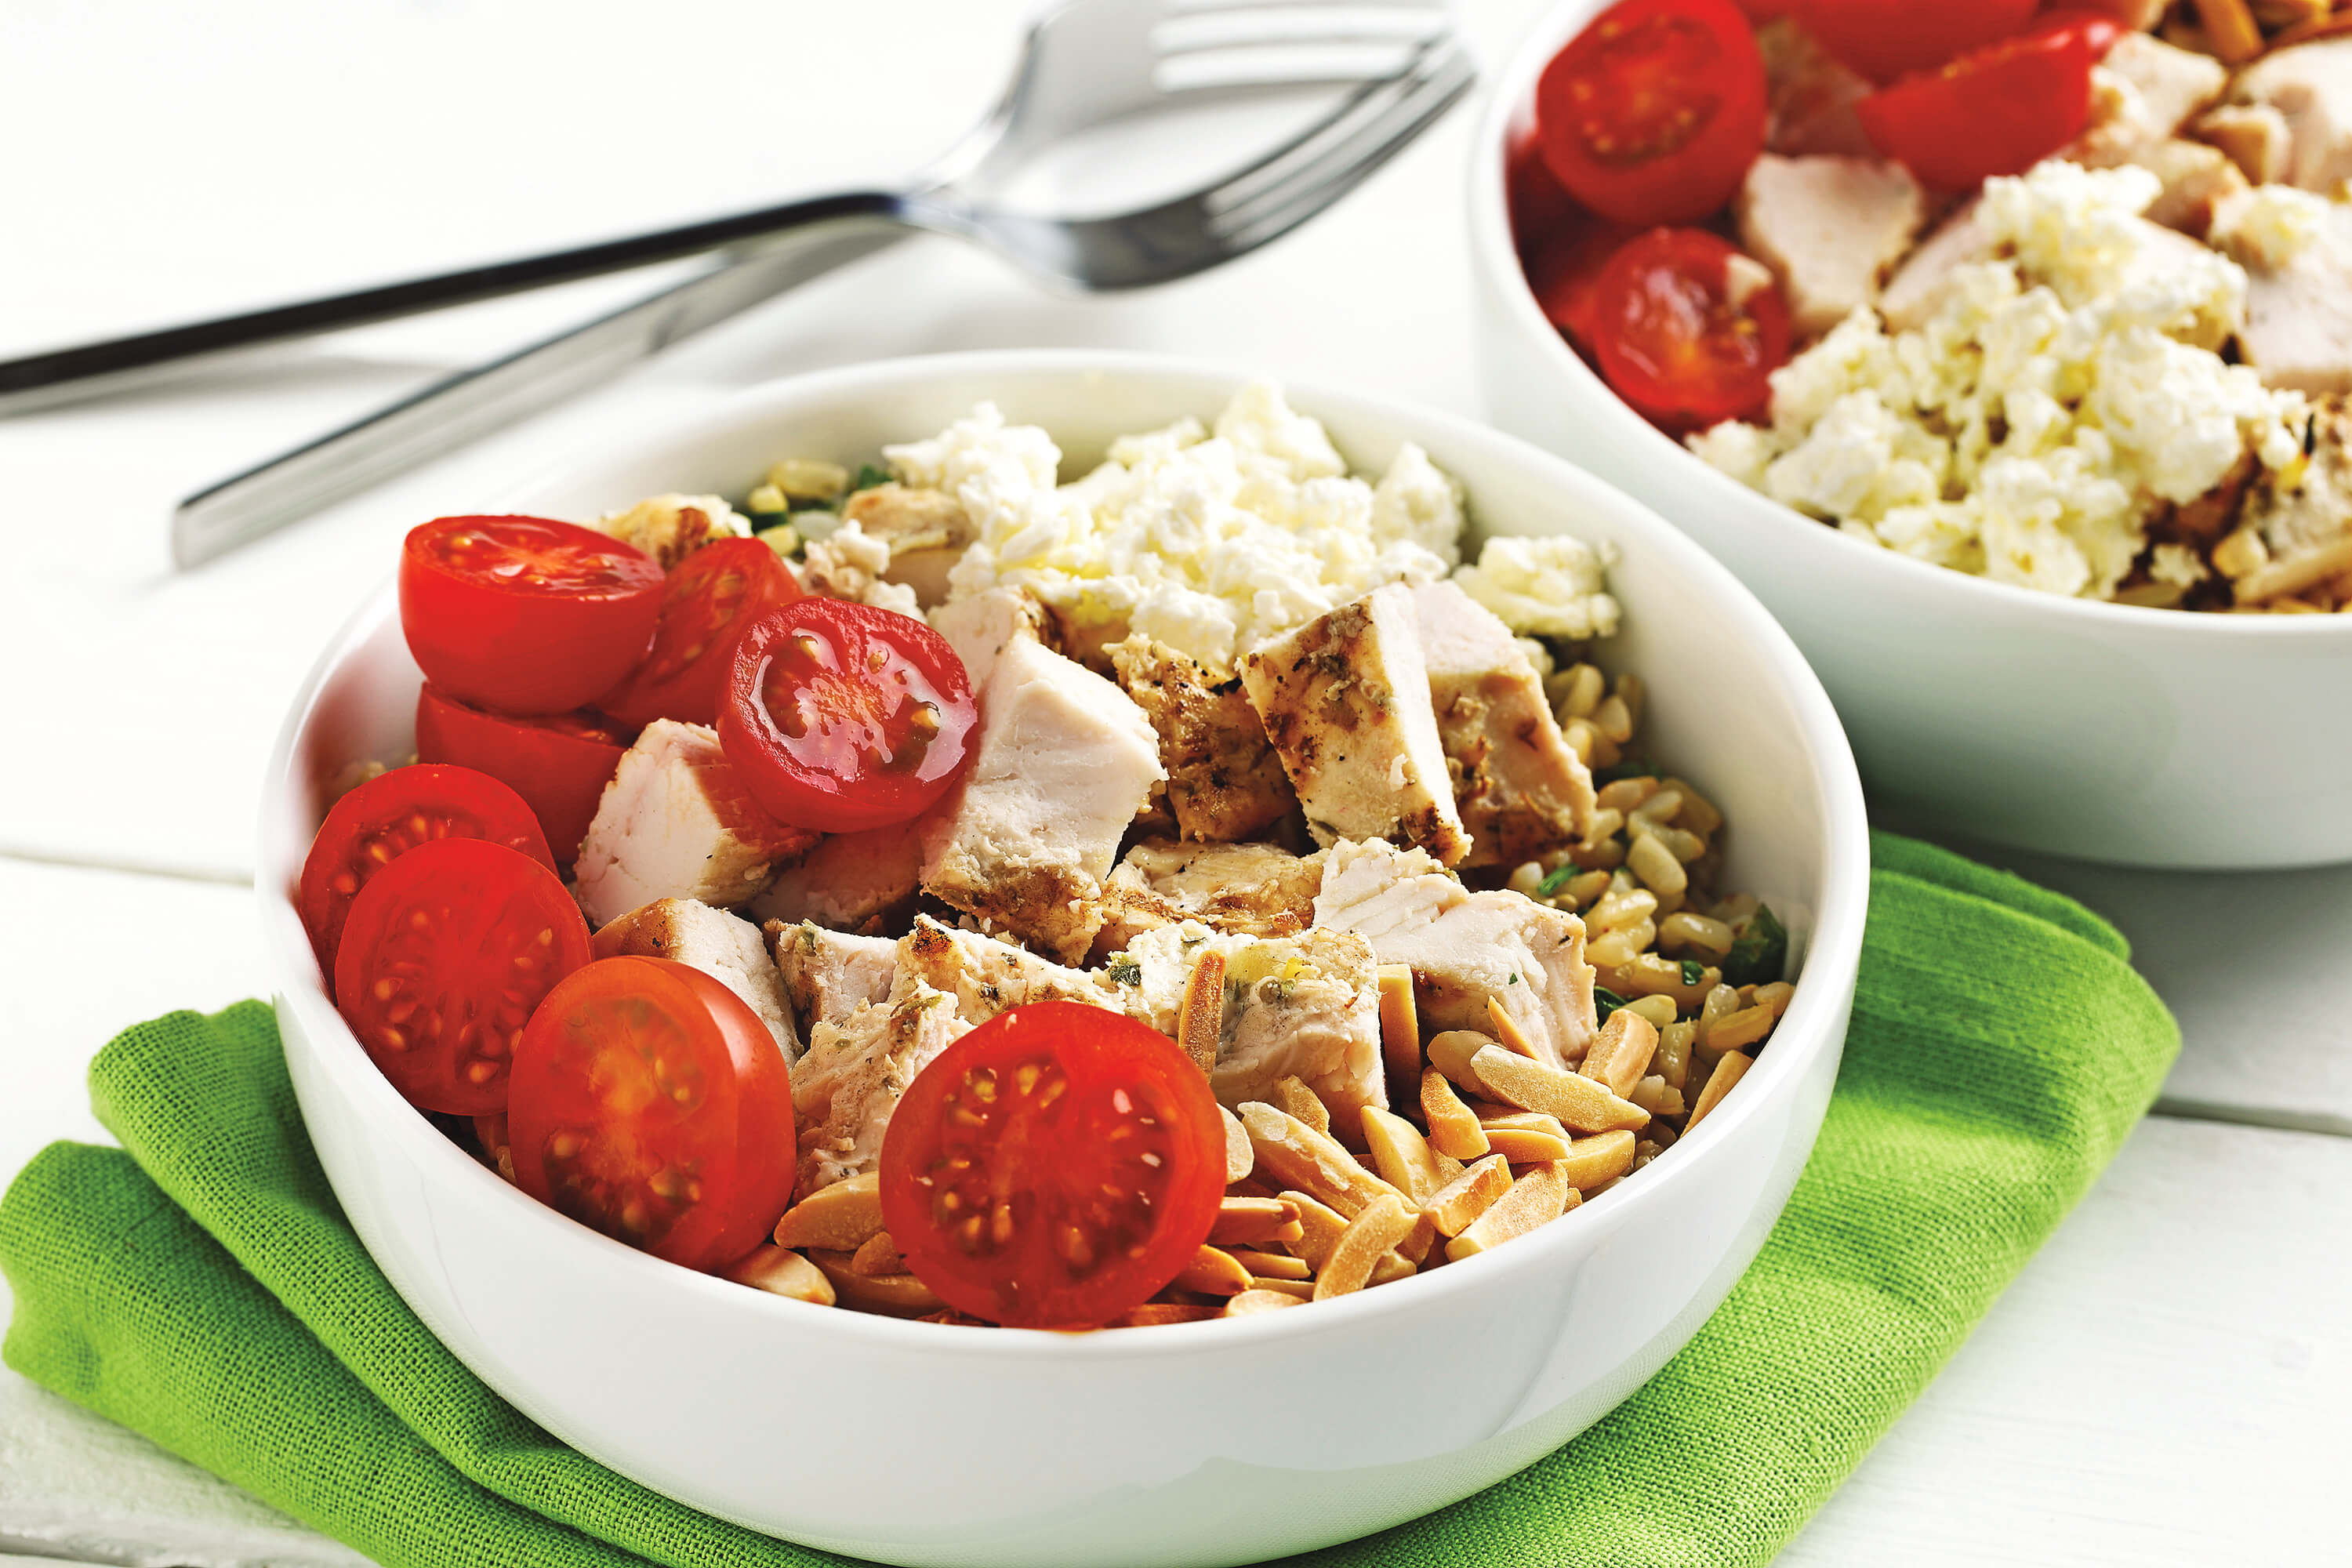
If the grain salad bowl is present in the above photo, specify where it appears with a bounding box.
[260,351,1867,1568]
[1467,0,2352,872]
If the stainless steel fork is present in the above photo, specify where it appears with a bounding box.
[0,0,1474,566]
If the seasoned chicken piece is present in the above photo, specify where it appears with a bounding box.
[1113,921,1385,1133]
[1094,839,1326,953]
[1409,582,1595,868]
[1757,17,1873,158]
[920,638,1167,964]
[799,521,921,618]
[792,977,969,1196]
[2225,198,2352,396]
[2234,394,2352,602]
[843,484,976,608]
[1109,634,1298,843]
[573,720,818,927]
[1313,838,1599,1072]
[591,898,797,1062]
[1734,154,1925,338]
[2198,102,2293,186]
[593,494,747,570]
[2227,38,2352,194]
[1240,584,1471,866]
[1880,201,1988,332]
[746,816,925,935]
[928,586,1057,692]
[896,913,1116,1025]
[2131,140,2249,236]
[765,921,898,1044]
[2102,34,2227,146]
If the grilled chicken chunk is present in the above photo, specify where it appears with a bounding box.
[1094,839,1326,954]
[843,484,977,608]
[896,913,1116,1025]
[1109,634,1298,842]
[2233,394,2352,603]
[2220,38,2352,195]
[1240,584,1471,866]
[1112,921,1385,1133]
[573,720,818,927]
[1735,154,1925,338]
[746,816,925,936]
[766,921,898,1047]
[2226,198,2352,397]
[590,898,797,1062]
[928,585,1057,692]
[920,638,1167,964]
[1312,837,1599,1071]
[1410,581,1595,868]
[792,978,969,1196]
[593,493,746,570]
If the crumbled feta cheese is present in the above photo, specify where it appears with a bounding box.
[1450,534,1621,641]
[2210,183,2334,271]
[800,521,921,617]
[1370,443,1468,570]
[2150,542,2212,587]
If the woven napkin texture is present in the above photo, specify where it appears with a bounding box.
[0,832,2179,1568]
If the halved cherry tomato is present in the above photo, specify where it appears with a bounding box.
[2024,9,2125,59]
[1798,0,2039,85]
[1590,228,1792,430]
[597,538,800,731]
[1856,26,2095,190]
[399,515,664,715]
[508,955,795,1272]
[877,1000,1227,1327]
[298,763,555,991]
[1534,0,1768,227]
[717,598,978,834]
[413,686,630,866]
[332,837,590,1116]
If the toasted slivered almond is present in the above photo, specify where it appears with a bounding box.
[1484,1127,1571,1163]
[1484,996,1540,1058]
[1445,1166,1573,1262]
[1208,1196,1301,1247]
[772,1172,885,1251]
[1687,1049,1753,1129]
[1226,1249,1310,1281]
[848,1230,904,1277]
[1314,1194,1416,1300]
[2194,0,2265,61]
[1377,964,1421,1091]
[1219,1105,1254,1184]
[1472,1045,1650,1134]
[1552,1129,1637,1192]
[804,1250,944,1316]
[1240,1102,1403,1218]
[1247,1275,1316,1300]
[1394,1210,1438,1265]
[1479,1109,1568,1138]
[1175,1243,1254,1296]
[1700,1004,1774,1052]
[1272,1075,1330,1136]
[1425,1031,1494,1095]
[1628,1076,1686,1117]
[1361,1105,1453,1207]
[1578,1010,1661,1098]
[1420,1068,1490,1161]
[724,1246,837,1305]
[1117,1303,1222,1327]
[1225,1287,1308,1316]
[1282,1189,1352,1271]
[1424,1153,1513,1237]
[1368,1250,1417,1287]
[1178,951,1227,1076]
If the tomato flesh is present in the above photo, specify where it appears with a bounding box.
[1592,228,1792,430]
[597,537,800,730]
[413,687,629,866]
[1857,27,2094,191]
[332,837,590,1116]
[400,515,664,715]
[298,763,554,992]
[509,956,796,1272]
[877,1000,1227,1328]
[1534,0,1767,227]
[717,598,978,834]
[1798,0,2039,85]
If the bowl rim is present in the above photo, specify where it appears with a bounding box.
[1467,0,2352,644]
[262,347,1871,1363]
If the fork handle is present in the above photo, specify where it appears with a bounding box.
[170,217,908,568]
[2,188,906,415]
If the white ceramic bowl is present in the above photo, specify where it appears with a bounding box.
[1468,0,2352,871]
[261,351,1868,1568]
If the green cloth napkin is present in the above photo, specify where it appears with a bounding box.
[0,832,2178,1568]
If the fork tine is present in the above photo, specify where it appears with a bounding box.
[1203,34,1468,219]
[1154,7,1446,54]
[1164,0,1450,14]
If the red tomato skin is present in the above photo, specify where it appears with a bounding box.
[1591,228,1793,431]
[1856,29,2094,191]
[1798,0,2040,85]
[1534,0,1769,227]
[2024,9,2125,58]
[413,686,629,865]
[298,762,555,991]
[399,515,665,716]
[508,956,795,1272]
[717,598,978,835]
[597,538,801,731]
[332,837,590,1116]
[877,1000,1229,1328]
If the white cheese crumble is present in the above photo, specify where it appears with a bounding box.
[1452,535,1622,640]
[1689,161,2309,601]
[2210,183,2334,271]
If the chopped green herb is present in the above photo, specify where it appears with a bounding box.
[745,509,793,532]
[1106,955,1142,987]
[1592,756,1662,786]
[1537,863,1580,898]
[1593,985,1628,1024]
[1722,903,1788,987]
[848,462,891,494]
[1509,972,1521,985]
[1679,957,1704,986]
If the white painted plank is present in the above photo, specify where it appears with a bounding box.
[1785,1116,2352,1566]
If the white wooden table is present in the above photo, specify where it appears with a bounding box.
[2,2,2345,1563]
